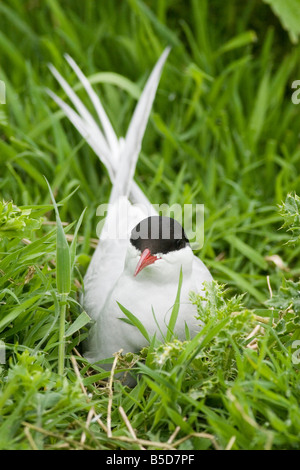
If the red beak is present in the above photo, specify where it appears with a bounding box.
[134,248,158,277]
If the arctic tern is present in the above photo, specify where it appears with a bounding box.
[48,48,213,367]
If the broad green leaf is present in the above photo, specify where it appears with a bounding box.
[65,310,91,337]
[117,302,150,343]
[166,268,183,342]
[217,31,257,55]
[263,0,300,43]
[166,406,194,433]
[0,295,41,333]
[249,71,270,146]
[70,207,87,268]
[45,178,71,294]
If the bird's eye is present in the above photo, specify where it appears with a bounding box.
[176,239,183,249]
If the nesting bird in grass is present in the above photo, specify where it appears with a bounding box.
[48,48,212,367]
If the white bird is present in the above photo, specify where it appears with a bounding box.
[48,49,212,368]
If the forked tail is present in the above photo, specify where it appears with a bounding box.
[47,48,170,209]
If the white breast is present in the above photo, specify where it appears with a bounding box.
[84,245,208,363]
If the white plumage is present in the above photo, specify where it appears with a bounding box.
[48,49,212,366]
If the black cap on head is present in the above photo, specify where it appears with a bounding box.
[130,215,189,255]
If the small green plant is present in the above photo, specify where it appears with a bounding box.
[278,193,300,244]
[0,201,41,239]
[265,193,300,346]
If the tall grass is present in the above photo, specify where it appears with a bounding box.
[0,0,300,450]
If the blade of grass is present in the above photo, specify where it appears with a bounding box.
[45,177,71,376]
[117,302,150,343]
[165,268,183,342]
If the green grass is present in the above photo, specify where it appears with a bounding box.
[1,0,300,450]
